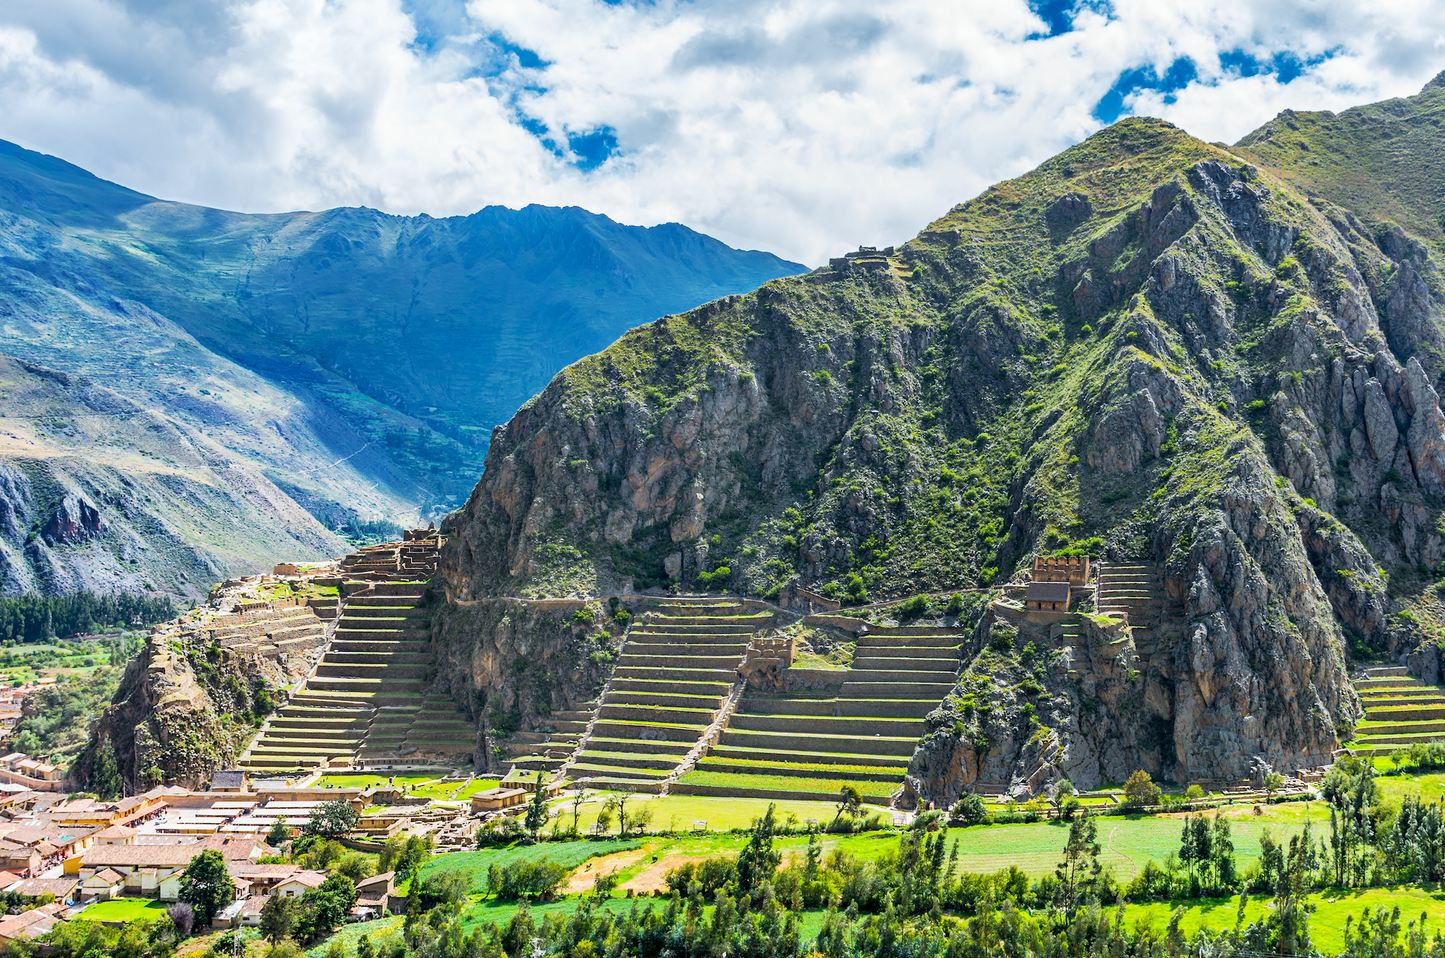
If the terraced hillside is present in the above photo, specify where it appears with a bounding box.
[240,543,476,772]
[186,604,327,660]
[672,624,964,805]
[1095,562,1181,657]
[563,598,773,793]
[1349,666,1445,756]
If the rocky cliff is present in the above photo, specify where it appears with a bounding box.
[430,599,622,771]
[75,582,315,792]
[438,77,1445,789]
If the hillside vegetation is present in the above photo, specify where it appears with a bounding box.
[440,74,1445,789]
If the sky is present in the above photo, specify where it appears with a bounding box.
[1,1,1443,266]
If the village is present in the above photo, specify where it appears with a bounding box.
[0,761,566,945]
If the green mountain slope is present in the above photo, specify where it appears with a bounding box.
[439,75,1445,792]
[0,139,804,594]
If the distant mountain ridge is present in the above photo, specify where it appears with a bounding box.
[0,138,805,596]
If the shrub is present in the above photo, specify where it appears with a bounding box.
[946,593,965,615]
[898,594,930,620]
[492,859,570,901]
[949,793,989,826]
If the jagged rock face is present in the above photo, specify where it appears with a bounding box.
[441,110,1445,788]
[429,600,621,767]
[78,629,298,791]
[43,494,104,545]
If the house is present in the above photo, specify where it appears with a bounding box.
[72,833,268,898]
[228,862,298,898]
[353,871,394,919]
[0,902,65,942]
[211,770,248,793]
[91,824,136,845]
[79,868,124,900]
[274,870,328,899]
[11,877,79,903]
[0,845,40,876]
[1024,581,1071,612]
[236,894,269,927]
[470,788,529,813]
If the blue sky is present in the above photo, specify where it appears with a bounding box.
[0,0,1441,264]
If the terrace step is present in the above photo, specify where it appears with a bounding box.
[587,737,695,757]
[695,758,902,782]
[851,656,958,672]
[598,704,718,725]
[613,666,739,683]
[603,691,727,710]
[839,681,956,698]
[590,720,708,743]
[727,713,924,737]
[609,678,733,696]
[718,728,919,757]
[853,645,960,660]
[739,698,938,719]
[670,781,891,805]
[568,764,672,781]
[852,634,964,648]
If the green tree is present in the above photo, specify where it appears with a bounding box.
[735,803,782,894]
[298,874,357,942]
[524,771,549,839]
[266,817,291,848]
[303,799,359,840]
[177,849,235,925]
[1123,769,1161,808]
[833,784,863,827]
[1055,815,1101,908]
[259,894,297,947]
[948,793,989,826]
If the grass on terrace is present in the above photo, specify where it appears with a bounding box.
[675,769,897,797]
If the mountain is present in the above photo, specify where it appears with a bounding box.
[434,73,1445,793]
[0,140,805,596]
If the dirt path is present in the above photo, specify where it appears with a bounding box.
[621,855,713,895]
[564,848,650,894]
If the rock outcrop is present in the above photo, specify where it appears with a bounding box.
[437,84,1445,791]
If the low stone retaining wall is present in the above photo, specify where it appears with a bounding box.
[803,614,870,631]
[669,782,891,805]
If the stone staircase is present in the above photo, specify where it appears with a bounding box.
[239,542,476,772]
[672,624,964,805]
[1095,561,1180,656]
[562,597,768,793]
[1350,665,1445,754]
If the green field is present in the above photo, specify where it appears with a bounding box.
[76,898,170,922]
[1374,771,1445,805]
[945,805,1329,881]
[1122,886,1445,953]
[676,769,896,797]
[563,794,864,834]
[417,840,642,894]
[306,917,401,958]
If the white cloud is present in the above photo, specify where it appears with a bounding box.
[0,0,1442,264]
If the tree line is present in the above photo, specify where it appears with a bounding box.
[0,592,174,643]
